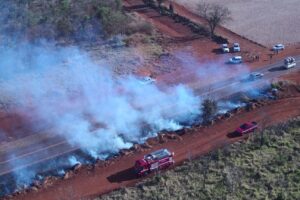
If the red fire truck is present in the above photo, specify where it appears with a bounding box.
[134,148,175,176]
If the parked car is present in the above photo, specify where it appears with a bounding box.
[284,57,296,69]
[229,56,242,64]
[233,43,240,52]
[248,72,264,80]
[221,44,230,53]
[272,44,285,51]
[235,122,258,135]
[139,76,156,85]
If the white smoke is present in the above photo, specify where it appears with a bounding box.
[172,51,269,98]
[0,41,201,159]
[218,101,246,114]
[68,156,81,166]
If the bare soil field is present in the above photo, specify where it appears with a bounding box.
[175,0,300,46]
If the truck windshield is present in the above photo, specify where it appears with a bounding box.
[240,124,249,129]
[134,164,143,172]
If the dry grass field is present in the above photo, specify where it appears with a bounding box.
[175,0,300,47]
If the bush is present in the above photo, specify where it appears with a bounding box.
[127,22,154,35]
[97,1,131,37]
[201,98,218,124]
[56,18,74,37]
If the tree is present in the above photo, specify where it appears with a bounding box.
[197,2,231,38]
[201,98,218,124]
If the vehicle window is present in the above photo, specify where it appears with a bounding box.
[135,165,143,172]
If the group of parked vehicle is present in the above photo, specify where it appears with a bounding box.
[221,43,295,66]
[221,43,241,53]
[221,43,243,64]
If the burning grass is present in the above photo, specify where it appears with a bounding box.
[0,82,287,197]
[97,118,300,200]
[2,83,298,198]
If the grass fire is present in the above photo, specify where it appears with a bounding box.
[0,0,299,199]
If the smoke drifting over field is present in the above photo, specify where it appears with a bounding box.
[0,41,202,195]
[173,51,268,99]
[0,1,271,196]
[0,0,200,194]
[0,42,201,158]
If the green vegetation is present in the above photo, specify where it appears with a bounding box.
[98,118,300,200]
[0,0,144,40]
[96,1,130,37]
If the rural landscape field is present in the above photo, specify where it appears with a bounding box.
[0,0,299,200]
[175,0,300,46]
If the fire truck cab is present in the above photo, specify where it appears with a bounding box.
[134,148,174,176]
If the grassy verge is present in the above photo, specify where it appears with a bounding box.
[97,118,300,200]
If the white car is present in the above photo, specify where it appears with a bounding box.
[221,44,230,53]
[233,43,240,52]
[284,57,296,69]
[229,56,242,64]
[139,76,156,85]
[272,44,285,51]
[249,72,264,80]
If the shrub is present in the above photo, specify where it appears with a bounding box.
[201,98,218,124]
[96,1,131,37]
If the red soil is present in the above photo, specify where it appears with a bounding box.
[124,0,300,87]
[0,111,42,142]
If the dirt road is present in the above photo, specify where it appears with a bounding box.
[9,94,300,200]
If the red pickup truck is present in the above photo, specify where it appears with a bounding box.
[235,121,258,135]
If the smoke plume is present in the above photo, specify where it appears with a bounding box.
[0,41,201,158]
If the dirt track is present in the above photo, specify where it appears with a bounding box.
[3,1,300,199]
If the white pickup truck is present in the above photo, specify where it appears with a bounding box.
[221,44,230,53]
[284,57,296,69]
